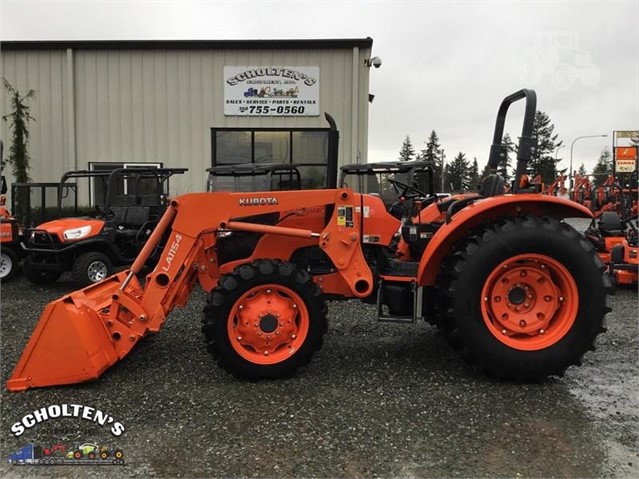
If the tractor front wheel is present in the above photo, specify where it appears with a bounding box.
[440,215,610,380]
[202,259,327,380]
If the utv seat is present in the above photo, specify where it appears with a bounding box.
[116,206,151,238]
[108,206,127,224]
[114,195,136,207]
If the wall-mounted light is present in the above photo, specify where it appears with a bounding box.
[364,56,382,68]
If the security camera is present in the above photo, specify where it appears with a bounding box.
[370,56,382,69]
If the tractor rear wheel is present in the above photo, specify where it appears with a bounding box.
[23,257,61,285]
[0,247,19,282]
[202,259,327,380]
[73,252,113,286]
[440,215,611,380]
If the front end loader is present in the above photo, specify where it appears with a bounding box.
[7,89,612,391]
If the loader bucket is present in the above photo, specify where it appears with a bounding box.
[7,272,141,391]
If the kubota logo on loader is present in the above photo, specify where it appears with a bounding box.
[162,234,183,272]
[238,197,278,206]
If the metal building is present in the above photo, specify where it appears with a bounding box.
[0,38,375,200]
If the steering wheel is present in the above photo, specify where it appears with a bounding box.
[387,178,428,200]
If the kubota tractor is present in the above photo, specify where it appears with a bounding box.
[0,140,25,282]
[7,89,612,392]
[22,166,187,286]
[584,211,638,286]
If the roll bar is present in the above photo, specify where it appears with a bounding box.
[487,89,537,193]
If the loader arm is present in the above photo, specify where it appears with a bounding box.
[8,189,372,391]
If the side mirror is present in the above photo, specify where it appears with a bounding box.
[1,175,7,195]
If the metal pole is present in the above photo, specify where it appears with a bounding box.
[440,149,445,192]
[569,134,607,194]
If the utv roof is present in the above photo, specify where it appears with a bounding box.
[206,163,301,176]
[60,167,188,183]
[340,160,434,174]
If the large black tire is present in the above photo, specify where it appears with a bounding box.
[438,215,611,381]
[0,247,19,282]
[202,259,327,380]
[72,252,113,286]
[23,257,62,285]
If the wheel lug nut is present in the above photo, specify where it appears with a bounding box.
[519,320,527,327]
[291,334,297,339]
[559,297,564,302]
[264,351,269,356]
[539,329,545,335]
[266,289,272,294]
[544,296,552,302]
[527,294,533,299]
[501,329,508,335]
[237,336,242,341]
[239,305,244,310]
[524,303,529,308]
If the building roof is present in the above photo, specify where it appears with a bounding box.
[1,38,373,51]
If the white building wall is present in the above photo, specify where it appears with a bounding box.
[0,40,373,197]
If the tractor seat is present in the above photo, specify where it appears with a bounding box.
[480,174,505,197]
[598,212,624,236]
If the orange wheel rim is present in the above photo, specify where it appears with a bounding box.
[228,284,309,365]
[480,254,579,351]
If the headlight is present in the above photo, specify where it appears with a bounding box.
[63,225,92,240]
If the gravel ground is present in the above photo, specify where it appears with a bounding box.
[0,219,637,479]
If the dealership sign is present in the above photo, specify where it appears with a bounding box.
[614,146,638,173]
[224,66,319,116]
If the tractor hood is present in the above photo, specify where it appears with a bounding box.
[35,218,105,243]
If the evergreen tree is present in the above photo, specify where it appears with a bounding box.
[468,157,480,191]
[398,135,416,162]
[444,152,470,192]
[417,130,443,191]
[2,79,36,183]
[499,133,516,183]
[528,110,562,184]
[577,163,587,176]
[592,147,613,186]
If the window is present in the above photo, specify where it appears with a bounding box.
[212,128,334,189]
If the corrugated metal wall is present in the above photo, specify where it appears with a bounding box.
[0,42,371,197]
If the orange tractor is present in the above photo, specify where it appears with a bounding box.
[584,211,638,286]
[7,90,612,391]
[0,140,25,282]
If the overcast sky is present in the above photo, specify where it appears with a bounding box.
[1,0,637,174]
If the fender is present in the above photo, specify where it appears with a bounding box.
[417,194,593,286]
